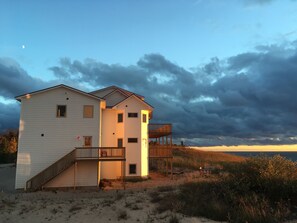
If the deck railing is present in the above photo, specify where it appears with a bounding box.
[149,145,173,158]
[75,147,125,159]
[149,124,172,138]
[26,147,125,191]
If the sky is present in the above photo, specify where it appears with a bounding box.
[1,0,297,146]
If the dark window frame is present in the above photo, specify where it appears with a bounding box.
[142,114,147,123]
[117,138,123,147]
[118,113,123,123]
[128,112,138,118]
[57,105,67,118]
[129,164,137,174]
[128,138,138,143]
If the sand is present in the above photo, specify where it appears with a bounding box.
[0,164,224,223]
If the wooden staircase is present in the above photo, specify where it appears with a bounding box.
[26,149,76,191]
[26,147,126,191]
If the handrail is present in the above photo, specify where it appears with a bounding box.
[149,124,172,138]
[26,147,126,191]
[26,149,76,191]
[149,145,173,158]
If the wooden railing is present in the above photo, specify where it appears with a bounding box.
[149,146,173,158]
[75,147,125,159]
[149,124,172,138]
[26,149,76,191]
[26,147,125,191]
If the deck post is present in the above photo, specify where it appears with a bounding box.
[74,161,77,190]
[123,160,126,190]
[166,158,168,175]
[170,159,173,180]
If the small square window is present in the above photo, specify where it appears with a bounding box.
[118,113,123,123]
[57,105,66,117]
[142,114,147,123]
[84,105,94,118]
[128,138,138,143]
[129,164,136,174]
[128,113,138,118]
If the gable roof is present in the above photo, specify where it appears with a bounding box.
[112,94,154,110]
[15,84,103,102]
[90,86,144,100]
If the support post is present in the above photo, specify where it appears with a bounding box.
[170,159,173,180]
[74,161,77,190]
[123,160,126,190]
[166,158,168,176]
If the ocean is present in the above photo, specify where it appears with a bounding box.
[224,152,297,162]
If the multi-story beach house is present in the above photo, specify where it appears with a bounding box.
[15,84,173,191]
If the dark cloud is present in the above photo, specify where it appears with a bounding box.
[0,58,49,98]
[2,42,297,145]
[46,45,297,145]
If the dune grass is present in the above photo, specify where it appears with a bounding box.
[172,147,245,170]
[154,155,297,223]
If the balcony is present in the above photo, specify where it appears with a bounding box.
[149,124,172,138]
[75,147,125,161]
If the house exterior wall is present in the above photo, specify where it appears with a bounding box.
[100,109,123,179]
[15,87,101,189]
[44,161,98,188]
[116,96,151,177]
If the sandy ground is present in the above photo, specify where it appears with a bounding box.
[0,164,224,223]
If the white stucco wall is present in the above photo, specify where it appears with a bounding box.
[15,87,101,189]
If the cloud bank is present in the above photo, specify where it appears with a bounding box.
[1,41,297,145]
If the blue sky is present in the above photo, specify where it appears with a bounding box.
[2,0,297,79]
[1,0,297,146]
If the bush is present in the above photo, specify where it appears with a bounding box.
[156,155,297,222]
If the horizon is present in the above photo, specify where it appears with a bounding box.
[1,0,297,147]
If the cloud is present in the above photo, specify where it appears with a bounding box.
[243,0,296,6]
[0,58,48,99]
[2,41,297,145]
[244,0,274,5]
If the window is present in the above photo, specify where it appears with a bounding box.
[117,138,123,147]
[118,113,123,123]
[129,164,136,174]
[83,105,94,118]
[84,136,92,147]
[128,138,138,143]
[57,105,66,117]
[128,113,138,118]
[142,114,147,123]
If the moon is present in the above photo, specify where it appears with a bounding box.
[22,45,25,49]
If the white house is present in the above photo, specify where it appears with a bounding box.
[15,84,159,190]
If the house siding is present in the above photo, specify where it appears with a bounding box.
[15,87,101,189]
[44,161,98,188]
